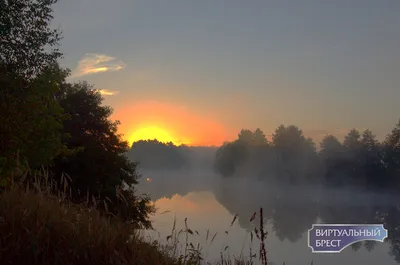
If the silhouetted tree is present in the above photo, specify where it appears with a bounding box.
[214,140,247,177]
[0,64,69,187]
[253,128,268,144]
[360,129,387,187]
[339,129,366,185]
[0,0,66,186]
[214,128,271,178]
[271,125,319,184]
[383,120,400,186]
[212,120,400,193]
[0,0,62,79]
[343,129,361,150]
[128,139,187,170]
[52,81,154,228]
[0,0,154,228]
[238,129,254,144]
[319,135,348,185]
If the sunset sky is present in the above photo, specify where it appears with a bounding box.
[53,0,400,146]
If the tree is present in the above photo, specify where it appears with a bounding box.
[343,128,361,150]
[214,140,247,177]
[0,0,62,79]
[128,139,187,170]
[341,128,370,185]
[0,0,65,186]
[383,120,400,185]
[52,82,154,228]
[320,135,342,158]
[271,125,318,184]
[361,129,378,151]
[214,128,269,178]
[319,135,347,185]
[253,128,268,146]
[272,125,303,148]
[238,129,254,144]
[360,129,387,186]
[0,64,68,186]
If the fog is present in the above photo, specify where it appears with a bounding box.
[132,146,400,265]
[135,146,399,207]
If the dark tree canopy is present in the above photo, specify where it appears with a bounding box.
[51,82,154,227]
[0,0,154,228]
[128,139,188,170]
[0,0,66,184]
[0,63,69,185]
[0,0,62,78]
[214,122,400,190]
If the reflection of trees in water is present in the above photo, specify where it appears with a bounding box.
[319,204,380,253]
[139,172,400,263]
[213,182,320,243]
[214,182,400,263]
[377,207,400,263]
[271,200,319,242]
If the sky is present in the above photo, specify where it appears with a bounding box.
[52,0,400,146]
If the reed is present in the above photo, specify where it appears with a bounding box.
[0,169,315,265]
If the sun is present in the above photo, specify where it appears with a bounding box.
[129,126,177,146]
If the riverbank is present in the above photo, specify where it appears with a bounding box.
[0,186,269,265]
[0,187,177,265]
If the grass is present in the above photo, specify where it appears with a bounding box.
[0,187,177,265]
[0,188,265,265]
[0,171,313,265]
[153,209,269,265]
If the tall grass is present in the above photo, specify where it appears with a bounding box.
[0,168,314,265]
[147,207,270,265]
[0,173,176,265]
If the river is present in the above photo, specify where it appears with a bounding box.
[137,169,400,265]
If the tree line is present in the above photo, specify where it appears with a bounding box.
[128,139,189,170]
[0,0,153,228]
[214,123,400,190]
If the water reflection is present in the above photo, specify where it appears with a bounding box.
[137,170,400,265]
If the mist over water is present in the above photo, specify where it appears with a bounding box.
[133,149,400,265]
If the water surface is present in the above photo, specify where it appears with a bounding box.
[138,169,400,265]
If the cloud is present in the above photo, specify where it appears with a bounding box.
[98,89,120,96]
[71,53,126,78]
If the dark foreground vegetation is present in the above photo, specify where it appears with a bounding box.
[0,0,164,264]
[0,180,276,265]
[0,1,270,264]
[0,185,174,265]
[1,0,397,264]
[0,0,154,225]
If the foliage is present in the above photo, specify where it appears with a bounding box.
[0,0,67,187]
[0,0,62,79]
[215,126,320,184]
[214,122,400,190]
[51,81,154,228]
[271,125,319,184]
[128,139,188,170]
[384,119,400,180]
[214,140,247,177]
[1,181,297,265]
[0,63,69,186]
[0,0,153,228]
[0,186,173,265]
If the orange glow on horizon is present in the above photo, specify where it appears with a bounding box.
[112,100,231,146]
[128,125,191,146]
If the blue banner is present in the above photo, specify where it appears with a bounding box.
[308,224,388,253]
